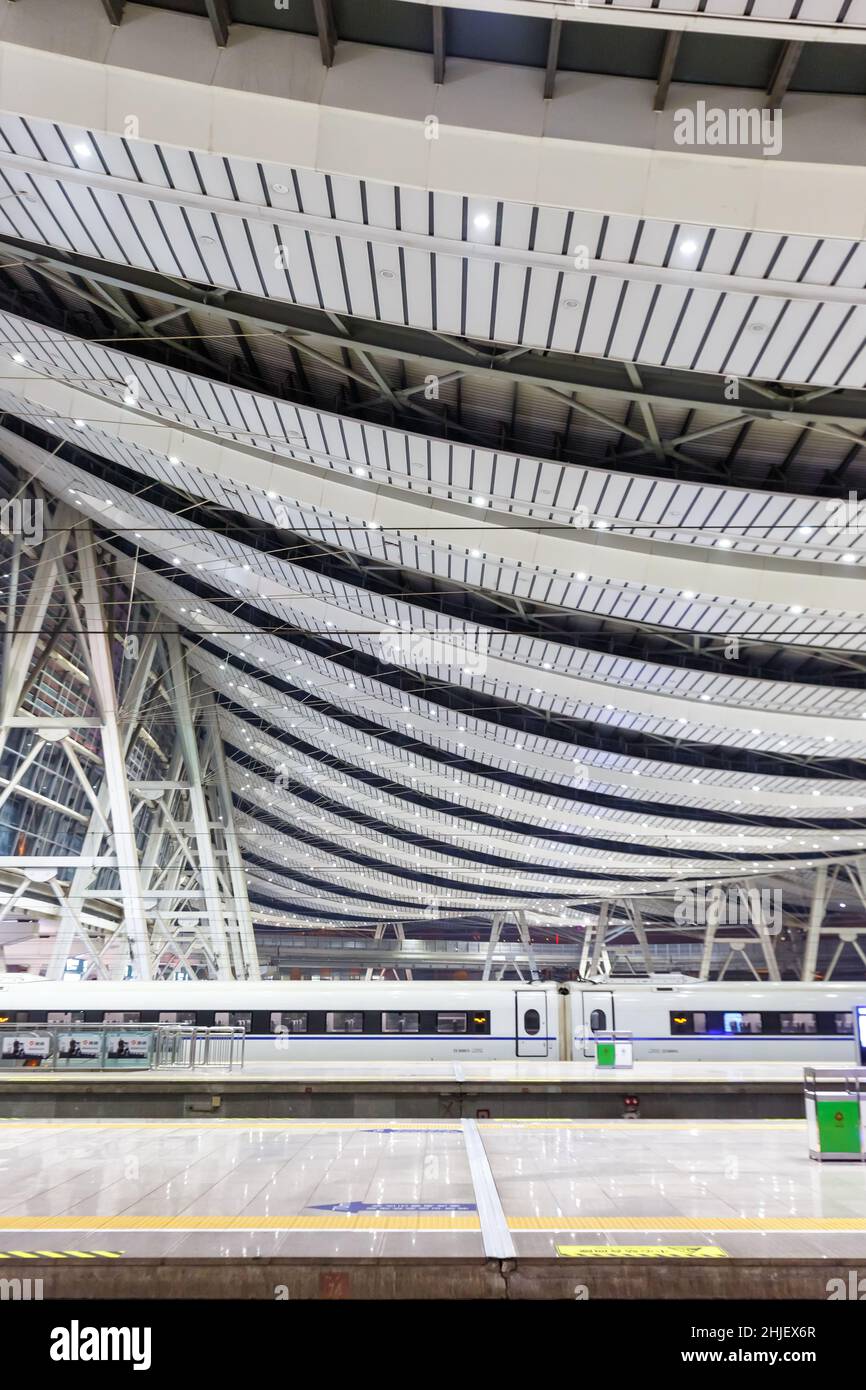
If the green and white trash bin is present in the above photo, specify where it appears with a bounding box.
[804,1068,866,1161]
[594,1031,634,1069]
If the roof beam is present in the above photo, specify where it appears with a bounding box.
[766,39,804,107]
[543,18,562,101]
[100,0,125,23]
[432,6,446,85]
[2,238,864,446]
[653,31,682,111]
[204,0,231,48]
[313,0,337,68]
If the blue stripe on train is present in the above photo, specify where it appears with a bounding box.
[244,1033,849,1043]
[245,1033,555,1042]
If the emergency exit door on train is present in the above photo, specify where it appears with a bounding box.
[516,991,548,1057]
[580,990,615,1057]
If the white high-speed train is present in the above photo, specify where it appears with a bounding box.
[0,977,863,1063]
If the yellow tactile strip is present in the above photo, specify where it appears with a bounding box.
[0,1215,481,1232]
[0,1215,863,1233]
[508,1216,866,1231]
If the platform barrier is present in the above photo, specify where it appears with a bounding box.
[0,1024,245,1072]
[804,1068,866,1161]
[154,1026,245,1071]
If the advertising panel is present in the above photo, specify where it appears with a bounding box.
[105,1030,152,1066]
[0,1034,51,1060]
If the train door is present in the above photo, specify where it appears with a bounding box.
[580,990,615,1057]
[516,991,548,1057]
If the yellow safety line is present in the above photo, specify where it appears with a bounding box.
[485,1120,803,1130]
[0,1119,804,1130]
[0,1120,462,1130]
[0,1214,862,1234]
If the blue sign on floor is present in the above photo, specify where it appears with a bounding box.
[309,1201,477,1214]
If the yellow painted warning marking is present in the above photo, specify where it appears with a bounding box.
[556,1245,728,1258]
[0,1249,124,1259]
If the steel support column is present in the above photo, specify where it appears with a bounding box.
[164,631,232,980]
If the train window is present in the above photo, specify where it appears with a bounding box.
[271,1012,307,1033]
[589,1009,606,1032]
[382,1012,419,1034]
[48,1012,82,1024]
[523,1008,541,1036]
[780,1012,816,1034]
[437,1012,467,1033]
[214,1012,252,1030]
[326,1012,363,1033]
[724,1012,762,1035]
[103,1012,141,1024]
[671,1010,849,1037]
[158,1012,196,1025]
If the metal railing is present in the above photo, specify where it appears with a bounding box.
[0,1023,245,1072]
[154,1026,245,1071]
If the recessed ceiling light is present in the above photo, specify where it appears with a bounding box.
[842,554,857,564]
[718,538,732,548]
[473,213,491,231]
[271,182,289,194]
[378,269,395,279]
[472,495,488,507]
[73,142,91,159]
[11,352,25,364]
[680,239,698,256]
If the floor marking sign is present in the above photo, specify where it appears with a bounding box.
[358,1128,452,1134]
[556,1245,728,1258]
[308,1201,477,1214]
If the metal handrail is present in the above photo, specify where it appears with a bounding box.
[0,1023,245,1072]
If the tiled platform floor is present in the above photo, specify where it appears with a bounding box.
[0,1118,864,1261]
